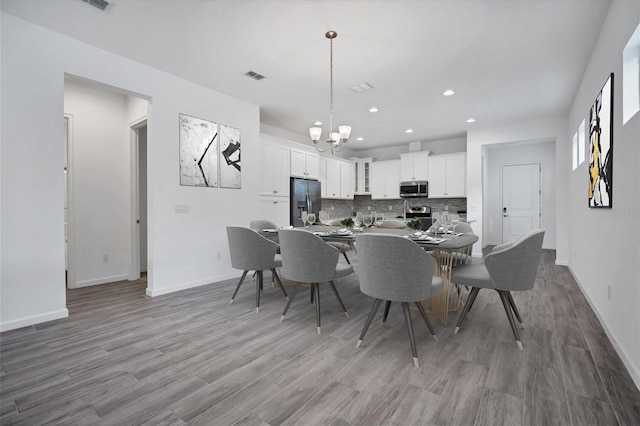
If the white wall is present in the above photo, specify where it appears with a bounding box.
[467,117,569,260]
[64,80,131,287]
[567,0,640,387]
[1,13,260,330]
[484,141,556,249]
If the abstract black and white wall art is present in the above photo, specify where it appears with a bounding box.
[179,113,218,187]
[588,73,614,208]
[219,124,241,189]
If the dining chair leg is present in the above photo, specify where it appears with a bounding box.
[342,251,351,265]
[230,270,248,304]
[357,298,382,348]
[271,269,288,299]
[497,290,523,350]
[382,300,392,323]
[328,280,349,318]
[401,302,420,368]
[454,287,480,334]
[310,285,314,305]
[281,282,302,322]
[314,283,322,335]
[255,271,263,313]
[414,301,437,341]
[505,291,524,328]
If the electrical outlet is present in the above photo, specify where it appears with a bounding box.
[102,253,109,262]
[607,285,612,301]
[367,206,371,211]
[389,205,393,211]
[216,252,222,261]
[331,206,334,211]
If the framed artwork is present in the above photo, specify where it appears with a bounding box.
[179,113,218,187]
[219,124,241,189]
[588,73,613,208]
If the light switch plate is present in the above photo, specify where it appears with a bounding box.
[175,204,190,213]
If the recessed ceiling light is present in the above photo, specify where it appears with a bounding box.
[368,107,379,113]
[405,129,414,133]
[443,89,456,96]
[466,118,476,123]
[356,137,364,141]
[314,121,322,126]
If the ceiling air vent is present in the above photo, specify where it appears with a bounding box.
[245,70,266,81]
[350,82,374,93]
[81,0,110,11]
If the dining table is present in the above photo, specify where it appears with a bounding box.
[259,224,479,326]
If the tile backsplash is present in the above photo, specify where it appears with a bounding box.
[321,195,467,221]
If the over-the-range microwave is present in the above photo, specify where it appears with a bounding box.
[400,181,428,197]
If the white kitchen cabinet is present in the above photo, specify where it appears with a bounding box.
[399,151,430,182]
[370,160,400,200]
[340,161,354,199]
[259,197,290,227]
[321,157,354,199]
[351,157,372,194]
[290,148,319,180]
[260,140,290,197]
[428,152,466,198]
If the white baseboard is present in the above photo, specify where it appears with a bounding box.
[566,264,640,390]
[555,259,569,266]
[0,308,69,332]
[70,274,130,289]
[145,272,241,297]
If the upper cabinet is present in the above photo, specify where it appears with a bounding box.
[370,160,401,200]
[428,152,466,198]
[291,148,319,180]
[260,138,290,197]
[351,157,372,195]
[399,151,430,182]
[320,157,354,199]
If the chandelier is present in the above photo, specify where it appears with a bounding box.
[309,31,351,154]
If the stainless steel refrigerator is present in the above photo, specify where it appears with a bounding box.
[290,178,321,227]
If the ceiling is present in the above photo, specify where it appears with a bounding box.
[1,0,611,151]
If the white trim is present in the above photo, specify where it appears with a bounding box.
[554,259,569,266]
[0,309,69,332]
[145,272,241,297]
[128,117,147,281]
[64,114,77,289]
[567,264,640,390]
[72,274,130,289]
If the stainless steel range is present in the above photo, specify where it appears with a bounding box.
[404,203,432,230]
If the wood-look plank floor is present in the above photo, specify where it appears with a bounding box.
[1,250,639,425]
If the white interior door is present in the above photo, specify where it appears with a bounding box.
[501,163,541,243]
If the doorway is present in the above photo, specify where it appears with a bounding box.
[501,163,541,243]
[130,120,148,280]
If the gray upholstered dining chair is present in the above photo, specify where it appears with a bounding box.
[450,229,545,350]
[355,233,444,368]
[226,226,288,313]
[326,241,353,264]
[278,228,353,335]
[249,219,277,231]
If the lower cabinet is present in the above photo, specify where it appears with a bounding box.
[259,197,290,227]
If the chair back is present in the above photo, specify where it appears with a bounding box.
[356,234,436,302]
[377,219,407,229]
[454,222,474,234]
[278,229,339,283]
[226,226,279,271]
[484,229,545,291]
[249,219,277,231]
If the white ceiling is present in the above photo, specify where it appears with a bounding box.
[1,0,611,151]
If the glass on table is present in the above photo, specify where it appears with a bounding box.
[301,211,308,228]
[306,213,316,228]
[362,212,373,227]
[354,211,363,230]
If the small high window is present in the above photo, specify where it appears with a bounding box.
[572,131,578,171]
[578,119,586,165]
[623,23,640,124]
